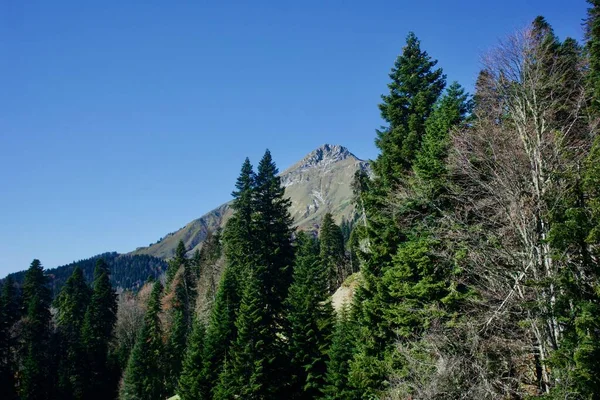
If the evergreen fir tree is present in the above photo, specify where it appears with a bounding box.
[177,317,206,400]
[251,149,296,395]
[545,60,600,394]
[0,277,19,400]
[215,269,271,400]
[81,259,118,400]
[200,265,242,399]
[350,34,447,395]
[286,232,334,399]
[166,273,191,395]
[223,157,255,270]
[20,259,53,400]
[357,31,447,314]
[191,248,202,279]
[166,240,188,287]
[374,32,446,186]
[323,306,357,400]
[54,267,91,400]
[200,159,254,397]
[252,149,295,326]
[120,281,166,400]
[414,81,471,195]
[340,217,354,245]
[588,0,600,109]
[319,213,346,292]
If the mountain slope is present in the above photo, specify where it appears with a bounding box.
[132,144,368,259]
[5,252,168,295]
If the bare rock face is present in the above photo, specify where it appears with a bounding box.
[281,144,369,229]
[131,144,369,259]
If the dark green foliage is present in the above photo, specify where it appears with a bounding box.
[350,34,447,392]
[212,151,295,399]
[324,307,358,400]
[178,318,206,400]
[20,259,53,400]
[192,248,202,278]
[347,224,365,275]
[120,281,166,400]
[414,81,471,194]
[167,240,188,287]
[5,252,167,296]
[543,126,600,397]
[319,213,347,292]
[166,273,192,395]
[214,269,272,399]
[340,217,354,245]
[286,232,334,398]
[195,229,223,301]
[588,0,600,108]
[81,259,118,400]
[0,277,19,400]
[224,157,255,269]
[55,267,91,400]
[165,242,196,394]
[200,159,255,398]
[349,36,476,397]
[201,264,242,399]
[374,32,446,187]
[252,150,295,320]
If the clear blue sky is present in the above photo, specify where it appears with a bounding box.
[0,0,588,276]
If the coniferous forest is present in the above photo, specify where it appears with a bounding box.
[3,4,600,399]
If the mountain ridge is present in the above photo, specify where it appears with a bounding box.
[131,144,368,259]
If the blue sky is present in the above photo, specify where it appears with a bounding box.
[0,0,589,275]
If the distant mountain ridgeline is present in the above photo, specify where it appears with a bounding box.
[5,252,167,296]
[131,144,369,260]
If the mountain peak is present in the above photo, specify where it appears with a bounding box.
[288,144,358,172]
[133,143,369,259]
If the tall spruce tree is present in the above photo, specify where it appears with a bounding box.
[224,157,255,270]
[214,268,271,400]
[414,81,471,195]
[177,317,206,400]
[381,82,472,335]
[200,265,242,399]
[55,267,91,400]
[120,281,166,400]
[81,259,118,400]
[286,232,334,399]
[539,8,600,395]
[319,213,346,292]
[350,33,447,396]
[588,0,600,108]
[166,273,192,395]
[374,32,446,186]
[323,306,357,400]
[165,239,197,395]
[251,149,295,395]
[0,277,19,400]
[166,240,188,287]
[200,158,254,397]
[214,151,295,398]
[20,259,53,400]
[252,149,295,324]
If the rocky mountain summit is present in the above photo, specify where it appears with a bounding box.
[284,144,356,172]
[281,144,368,228]
[132,144,369,259]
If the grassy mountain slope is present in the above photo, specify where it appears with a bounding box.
[132,144,368,259]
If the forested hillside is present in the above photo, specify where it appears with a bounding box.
[2,3,600,400]
[4,252,167,295]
